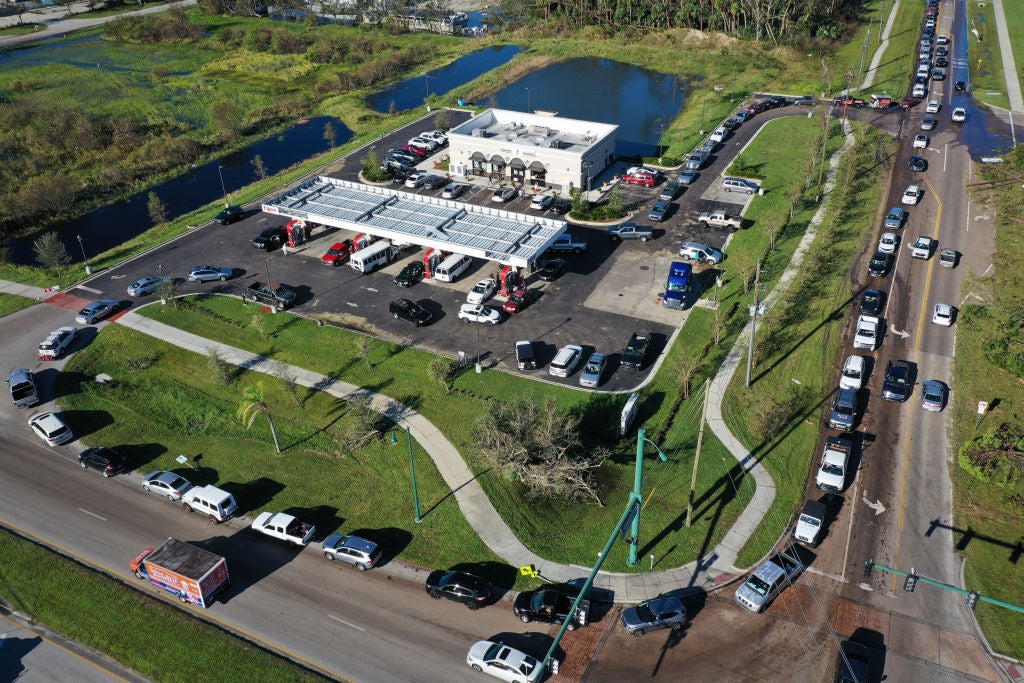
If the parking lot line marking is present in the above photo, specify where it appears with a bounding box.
[77,508,106,521]
[327,614,365,631]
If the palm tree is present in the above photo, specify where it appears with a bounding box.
[237,381,281,453]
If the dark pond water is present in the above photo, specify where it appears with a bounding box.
[490,57,688,158]
[365,44,522,113]
[953,7,1014,158]
[6,116,352,264]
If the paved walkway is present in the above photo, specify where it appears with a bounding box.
[991,0,1024,113]
[0,279,49,300]
[858,0,900,92]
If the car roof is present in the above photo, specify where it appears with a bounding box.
[644,597,683,612]
[801,499,827,517]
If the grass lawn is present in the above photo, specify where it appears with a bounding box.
[968,1,1011,110]
[0,22,46,37]
[722,124,897,566]
[947,146,1024,658]
[862,0,927,99]
[1001,0,1024,106]
[0,292,39,318]
[0,529,327,682]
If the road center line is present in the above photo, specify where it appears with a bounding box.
[77,508,106,521]
[327,614,365,631]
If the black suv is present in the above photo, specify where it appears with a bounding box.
[213,205,244,225]
[251,226,287,250]
[394,262,424,288]
[388,298,432,326]
[78,447,125,478]
[424,570,492,609]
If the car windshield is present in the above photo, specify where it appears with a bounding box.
[634,602,656,622]
[745,575,771,596]
[823,462,844,476]
[799,513,821,528]
[843,367,861,379]
[584,361,601,374]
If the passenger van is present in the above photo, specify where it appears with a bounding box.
[721,177,758,194]
[433,253,472,283]
[349,241,399,274]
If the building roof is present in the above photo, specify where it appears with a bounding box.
[451,109,617,154]
[261,176,566,268]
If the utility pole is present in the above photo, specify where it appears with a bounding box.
[687,378,712,527]
[745,261,764,388]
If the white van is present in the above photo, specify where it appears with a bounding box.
[349,241,399,274]
[433,253,472,282]
[181,485,238,524]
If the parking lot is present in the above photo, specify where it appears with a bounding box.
[63,101,800,391]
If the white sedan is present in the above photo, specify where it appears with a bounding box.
[952,107,967,122]
[913,134,929,149]
[932,303,954,326]
[879,232,898,254]
[925,100,941,113]
[466,278,497,305]
[466,641,541,683]
[458,304,502,326]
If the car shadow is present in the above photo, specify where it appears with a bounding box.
[282,505,345,544]
[195,527,306,603]
[447,561,519,603]
[112,442,166,474]
[221,477,285,518]
[62,409,114,441]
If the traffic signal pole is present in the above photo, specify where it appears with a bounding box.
[865,560,1024,613]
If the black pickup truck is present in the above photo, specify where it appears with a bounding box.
[513,586,590,630]
[620,333,652,370]
[244,282,297,309]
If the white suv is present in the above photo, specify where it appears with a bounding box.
[322,534,383,571]
[549,345,583,377]
[28,411,74,446]
[181,485,238,524]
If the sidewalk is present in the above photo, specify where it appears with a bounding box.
[0,279,50,301]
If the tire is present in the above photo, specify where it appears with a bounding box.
[103,470,112,478]
[519,614,531,623]
[746,189,754,195]
[219,276,227,281]
[632,629,645,637]
[134,569,144,579]
[471,664,483,672]
[708,259,719,266]
[393,312,399,319]
[356,563,368,572]
[724,187,731,193]
[324,552,335,561]
[572,247,583,254]
[467,601,479,611]
[462,318,470,324]
[166,494,175,501]
[610,235,620,242]
[143,484,151,493]
[699,221,708,229]
[640,236,649,242]
[208,514,219,524]
[183,503,194,513]
[80,461,87,468]
[429,591,442,600]
[488,320,497,326]
[566,622,576,631]
[671,623,683,631]
[177,593,188,604]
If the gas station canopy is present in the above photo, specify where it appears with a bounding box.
[261,176,567,268]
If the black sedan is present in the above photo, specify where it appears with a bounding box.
[909,155,928,172]
[868,251,893,277]
[535,257,567,281]
[424,570,492,609]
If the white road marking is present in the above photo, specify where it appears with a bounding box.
[346,302,359,308]
[76,286,102,294]
[842,481,858,583]
[78,508,106,521]
[365,287,379,293]
[862,494,887,515]
[857,582,875,592]
[328,614,365,631]
[806,566,850,584]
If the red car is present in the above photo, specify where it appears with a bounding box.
[899,96,921,110]
[321,240,353,266]
[745,100,768,115]
[401,145,428,157]
[623,172,655,188]
[502,288,538,314]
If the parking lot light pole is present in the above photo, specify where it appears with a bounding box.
[390,426,423,523]
[525,86,530,113]
[475,321,482,373]
[217,165,228,207]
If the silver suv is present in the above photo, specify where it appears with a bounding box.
[322,534,382,571]
[678,242,724,266]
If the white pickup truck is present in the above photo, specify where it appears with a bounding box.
[911,235,933,259]
[698,210,744,231]
[251,512,316,547]
[853,315,880,351]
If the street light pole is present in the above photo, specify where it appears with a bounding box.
[475,320,482,373]
[525,86,530,113]
[390,426,422,523]
[76,234,91,275]
[217,165,228,207]
[425,75,431,104]
[628,428,668,567]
